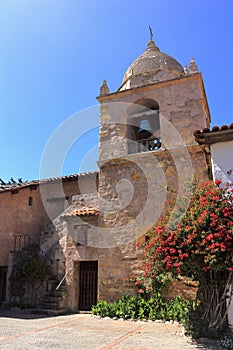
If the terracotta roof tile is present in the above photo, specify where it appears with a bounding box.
[60,193,99,219]
[194,123,233,144]
[62,207,99,217]
[0,171,98,193]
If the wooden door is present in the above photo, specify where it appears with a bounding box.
[79,261,98,311]
[0,267,7,305]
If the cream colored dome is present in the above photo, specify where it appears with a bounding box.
[120,40,184,90]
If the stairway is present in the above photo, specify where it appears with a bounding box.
[32,277,70,316]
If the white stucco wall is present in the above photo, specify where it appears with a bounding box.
[228,293,233,326]
[211,140,233,185]
[211,140,233,325]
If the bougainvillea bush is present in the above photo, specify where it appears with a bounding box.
[140,180,233,337]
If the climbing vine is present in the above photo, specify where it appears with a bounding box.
[15,251,50,286]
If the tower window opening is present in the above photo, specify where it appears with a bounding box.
[127,99,161,154]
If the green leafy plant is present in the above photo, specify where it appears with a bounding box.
[15,251,50,286]
[92,294,194,323]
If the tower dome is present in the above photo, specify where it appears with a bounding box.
[119,40,185,91]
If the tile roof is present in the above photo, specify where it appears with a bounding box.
[61,207,99,217]
[194,123,233,145]
[60,193,99,219]
[0,172,98,193]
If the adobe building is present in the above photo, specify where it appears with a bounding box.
[0,172,98,306]
[0,36,221,312]
[39,37,211,311]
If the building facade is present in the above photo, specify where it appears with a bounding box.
[1,38,218,312]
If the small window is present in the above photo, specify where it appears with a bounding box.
[28,196,33,206]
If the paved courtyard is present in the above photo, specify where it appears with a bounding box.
[0,310,220,350]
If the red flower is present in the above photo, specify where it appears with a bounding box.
[228,268,233,272]
[221,243,226,251]
[215,179,222,185]
[156,227,163,234]
[138,289,144,293]
[203,265,210,271]
[200,198,208,205]
[180,253,189,260]
[206,234,213,241]
[174,262,181,267]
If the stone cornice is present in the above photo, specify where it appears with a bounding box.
[97,73,211,127]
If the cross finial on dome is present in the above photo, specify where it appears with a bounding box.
[149,25,153,41]
[147,26,159,52]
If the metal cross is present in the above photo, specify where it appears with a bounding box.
[149,26,153,41]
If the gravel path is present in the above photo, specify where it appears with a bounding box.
[0,310,221,350]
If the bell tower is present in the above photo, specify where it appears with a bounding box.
[97,38,210,161]
[96,36,211,243]
[59,35,213,306]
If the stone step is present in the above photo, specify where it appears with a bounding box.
[39,275,67,312]
[47,280,59,289]
[53,289,67,296]
[44,290,66,300]
[42,296,62,303]
[53,286,67,293]
[39,290,67,309]
[39,301,60,309]
[47,280,67,292]
[31,308,71,316]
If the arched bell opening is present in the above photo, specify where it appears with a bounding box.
[127,99,161,154]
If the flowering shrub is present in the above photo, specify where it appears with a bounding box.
[141,180,233,336]
[128,270,171,300]
[128,276,155,300]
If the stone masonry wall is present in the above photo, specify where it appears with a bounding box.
[98,74,210,162]
[85,73,211,305]
[0,173,97,266]
[56,144,209,310]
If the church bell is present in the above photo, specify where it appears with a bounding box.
[138,119,153,134]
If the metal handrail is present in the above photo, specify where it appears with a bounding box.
[55,272,68,291]
[138,137,162,151]
[13,234,31,251]
[12,234,53,265]
[128,137,162,154]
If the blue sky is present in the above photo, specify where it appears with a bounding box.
[0,0,232,182]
